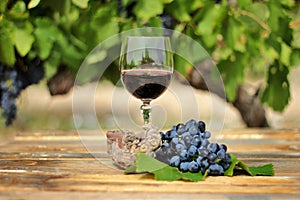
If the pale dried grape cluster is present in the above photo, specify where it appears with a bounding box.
[106,125,161,169]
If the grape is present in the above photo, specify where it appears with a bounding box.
[170,156,180,167]
[170,137,179,150]
[179,149,188,161]
[0,56,44,126]
[201,139,210,147]
[179,162,189,172]
[203,131,211,139]
[198,146,209,157]
[198,121,206,132]
[219,144,228,152]
[185,119,197,130]
[155,119,232,175]
[175,143,185,154]
[207,143,219,153]
[188,161,199,173]
[217,149,226,160]
[224,153,231,163]
[196,156,203,166]
[182,132,192,146]
[188,126,198,136]
[208,164,224,175]
[160,13,173,37]
[161,142,170,148]
[188,145,197,157]
[219,161,230,171]
[160,14,173,29]
[176,123,186,135]
[191,135,202,147]
[207,153,217,163]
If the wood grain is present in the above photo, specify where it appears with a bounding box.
[0,129,299,200]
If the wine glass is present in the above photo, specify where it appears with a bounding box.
[119,36,173,125]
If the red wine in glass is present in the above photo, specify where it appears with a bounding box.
[121,68,172,100]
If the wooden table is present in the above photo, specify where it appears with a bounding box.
[0,129,299,200]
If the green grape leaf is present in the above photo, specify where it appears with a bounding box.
[135,152,168,173]
[0,0,8,12]
[277,17,293,46]
[124,163,138,174]
[224,154,274,176]
[165,0,191,22]
[237,0,252,8]
[196,3,226,36]
[34,18,59,59]
[54,32,83,71]
[218,52,247,101]
[162,0,174,3]
[133,0,163,21]
[147,16,162,27]
[224,154,240,176]
[90,4,119,43]
[261,60,290,112]
[267,2,285,32]
[9,1,26,14]
[7,1,29,20]
[290,49,300,67]
[173,55,192,77]
[28,0,40,9]
[151,166,183,181]
[14,23,35,56]
[248,164,274,176]
[38,0,70,15]
[280,41,292,66]
[0,22,15,66]
[247,3,269,22]
[130,153,206,181]
[292,31,300,48]
[280,0,295,8]
[224,17,246,52]
[180,170,207,182]
[72,0,89,9]
[0,34,15,66]
[126,153,273,182]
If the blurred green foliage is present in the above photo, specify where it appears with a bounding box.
[0,0,300,112]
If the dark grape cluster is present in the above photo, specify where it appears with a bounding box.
[160,13,174,37]
[0,56,44,126]
[155,119,231,175]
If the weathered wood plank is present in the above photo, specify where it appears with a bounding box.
[0,129,299,199]
[1,191,298,200]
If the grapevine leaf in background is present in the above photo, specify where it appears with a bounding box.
[261,60,290,112]
[133,0,164,21]
[27,0,40,9]
[165,0,191,22]
[34,18,59,60]
[14,23,35,57]
[125,153,273,182]
[72,0,90,9]
[0,27,15,66]
[218,52,247,101]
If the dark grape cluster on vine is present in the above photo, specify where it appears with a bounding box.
[0,56,44,126]
[155,119,231,175]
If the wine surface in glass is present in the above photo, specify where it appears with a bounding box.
[121,68,171,100]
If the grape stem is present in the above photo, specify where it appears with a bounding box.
[140,100,152,125]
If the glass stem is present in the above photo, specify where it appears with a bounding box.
[140,100,151,125]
